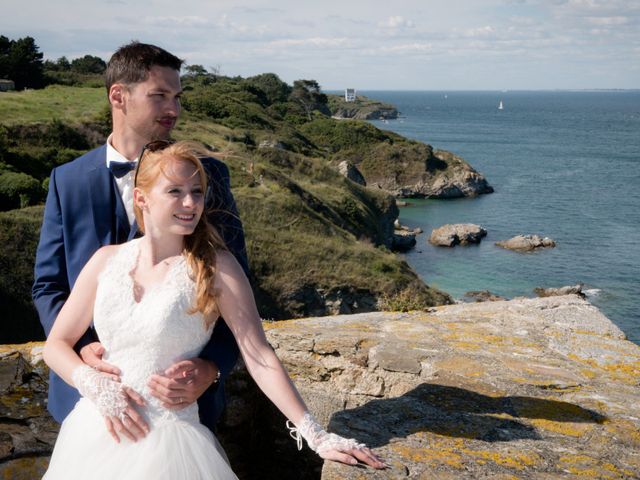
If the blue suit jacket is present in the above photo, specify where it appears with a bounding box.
[32,145,248,432]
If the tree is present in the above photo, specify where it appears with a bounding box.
[289,79,329,120]
[184,64,208,77]
[70,55,106,74]
[245,73,291,105]
[0,36,44,89]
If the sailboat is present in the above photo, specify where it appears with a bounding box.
[498,100,504,110]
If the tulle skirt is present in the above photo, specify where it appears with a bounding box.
[43,399,237,479]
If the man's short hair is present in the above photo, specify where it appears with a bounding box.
[105,41,184,92]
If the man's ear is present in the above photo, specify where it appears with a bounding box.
[109,84,126,109]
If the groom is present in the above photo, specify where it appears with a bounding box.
[32,41,248,439]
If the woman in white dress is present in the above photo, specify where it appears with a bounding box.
[42,141,385,479]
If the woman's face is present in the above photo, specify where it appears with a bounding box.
[140,156,205,237]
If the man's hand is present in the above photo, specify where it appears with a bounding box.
[79,341,121,381]
[104,386,149,443]
[147,358,219,409]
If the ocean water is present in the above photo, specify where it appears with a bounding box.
[363,91,640,344]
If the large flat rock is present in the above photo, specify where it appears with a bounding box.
[2,296,639,479]
[262,296,640,479]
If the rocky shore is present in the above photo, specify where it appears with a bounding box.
[368,148,494,199]
[3,296,639,479]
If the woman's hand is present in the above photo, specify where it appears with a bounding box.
[319,445,387,469]
[288,412,387,470]
[103,385,149,443]
[72,365,149,443]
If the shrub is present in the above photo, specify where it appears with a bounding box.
[244,73,291,105]
[0,171,43,210]
[0,206,44,343]
[299,117,393,152]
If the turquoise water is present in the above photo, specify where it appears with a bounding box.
[363,91,640,344]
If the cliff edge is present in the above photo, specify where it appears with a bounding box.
[2,296,638,479]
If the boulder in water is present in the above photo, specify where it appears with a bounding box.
[429,224,487,247]
[495,235,555,252]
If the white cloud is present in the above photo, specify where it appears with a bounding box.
[365,43,433,55]
[379,16,415,29]
[0,0,638,89]
[141,16,211,28]
[586,16,630,26]
[266,37,354,49]
[463,26,497,38]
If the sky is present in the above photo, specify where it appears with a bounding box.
[2,0,639,90]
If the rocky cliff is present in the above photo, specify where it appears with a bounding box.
[327,94,399,120]
[4,296,638,479]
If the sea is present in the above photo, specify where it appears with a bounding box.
[361,90,640,345]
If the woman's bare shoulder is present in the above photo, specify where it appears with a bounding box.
[87,243,125,271]
[214,250,246,284]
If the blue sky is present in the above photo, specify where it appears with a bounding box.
[2,0,638,90]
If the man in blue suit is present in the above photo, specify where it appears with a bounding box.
[32,42,247,440]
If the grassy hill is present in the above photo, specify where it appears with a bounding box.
[0,75,452,343]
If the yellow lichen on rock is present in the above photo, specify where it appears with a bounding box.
[465,449,542,471]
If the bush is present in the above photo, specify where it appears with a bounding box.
[0,171,43,210]
[0,206,44,343]
[244,73,291,105]
[299,117,393,152]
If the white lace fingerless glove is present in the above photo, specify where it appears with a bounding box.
[72,365,128,419]
[286,412,365,454]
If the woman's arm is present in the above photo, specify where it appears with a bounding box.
[42,246,113,383]
[42,245,148,443]
[213,251,306,424]
[213,251,385,469]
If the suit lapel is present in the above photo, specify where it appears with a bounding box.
[87,146,131,245]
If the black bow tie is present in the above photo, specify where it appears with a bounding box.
[109,161,137,178]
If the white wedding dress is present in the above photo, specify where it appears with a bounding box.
[44,239,238,479]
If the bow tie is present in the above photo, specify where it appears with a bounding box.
[109,161,137,178]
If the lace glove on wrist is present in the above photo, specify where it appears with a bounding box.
[286,412,365,454]
[72,365,128,419]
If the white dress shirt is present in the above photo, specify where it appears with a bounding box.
[105,134,137,226]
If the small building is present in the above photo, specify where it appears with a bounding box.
[0,79,15,92]
[344,88,356,102]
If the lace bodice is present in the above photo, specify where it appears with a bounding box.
[92,239,213,424]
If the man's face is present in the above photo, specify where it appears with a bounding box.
[121,65,182,142]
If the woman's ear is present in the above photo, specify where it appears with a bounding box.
[133,187,147,210]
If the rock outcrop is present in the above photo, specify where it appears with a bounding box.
[534,284,585,298]
[0,343,58,480]
[328,95,399,120]
[376,149,494,199]
[496,235,556,252]
[391,220,421,252]
[4,296,640,479]
[430,224,488,247]
[391,230,417,252]
[462,290,508,302]
[337,161,366,186]
[331,106,398,120]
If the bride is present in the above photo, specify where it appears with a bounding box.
[42,141,385,479]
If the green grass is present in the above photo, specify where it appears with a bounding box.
[0,85,107,125]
